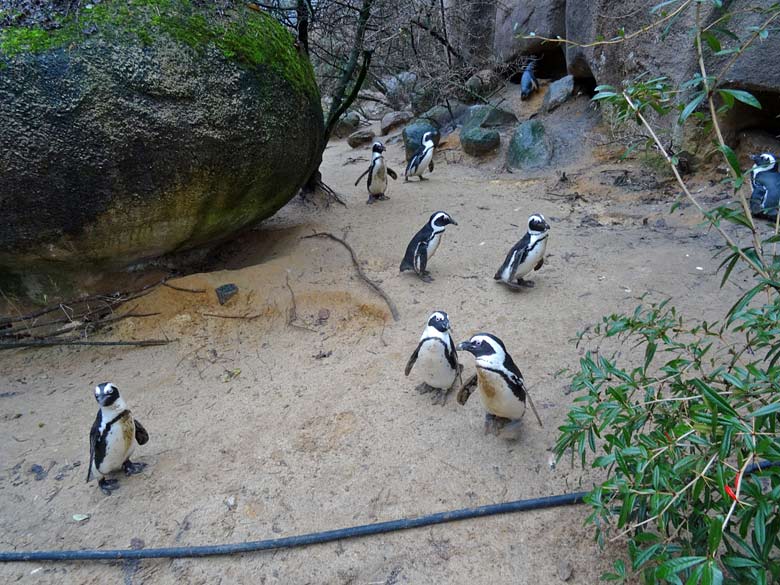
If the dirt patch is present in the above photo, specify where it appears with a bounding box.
[0,91,754,584]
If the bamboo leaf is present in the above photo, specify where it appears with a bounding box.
[718,89,762,109]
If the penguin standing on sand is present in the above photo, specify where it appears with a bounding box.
[494,213,550,290]
[456,333,542,437]
[87,383,149,495]
[405,132,435,181]
[520,59,539,100]
[354,141,398,204]
[400,211,457,282]
[749,153,780,220]
[405,311,462,405]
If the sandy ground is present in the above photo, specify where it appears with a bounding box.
[0,85,755,584]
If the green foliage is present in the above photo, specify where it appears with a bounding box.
[561,2,780,583]
[0,0,318,98]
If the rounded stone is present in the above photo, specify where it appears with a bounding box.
[0,2,323,295]
[461,127,500,156]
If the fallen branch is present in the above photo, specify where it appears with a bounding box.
[162,282,206,294]
[284,274,319,332]
[302,232,400,322]
[0,339,172,350]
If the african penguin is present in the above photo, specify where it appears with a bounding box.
[405,311,462,405]
[405,132,435,181]
[400,211,457,282]
[750,153,780,220]
[494,213,550,290]
[87,382,149,495]
[520,59,539,101]
[456,333,542,437]
[354,141,398,204]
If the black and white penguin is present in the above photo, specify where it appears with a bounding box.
[400,211,458,282]
[405,132,435,181]
[405,310,462,405]
[494,213,550,290]
[354,141,398,204]
[87,382,149,495]
[750,153,780,220]
[520,59,539,100]
[456,333,542,437]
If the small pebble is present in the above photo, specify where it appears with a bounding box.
[557,560,573,581]
[225,496,237,511]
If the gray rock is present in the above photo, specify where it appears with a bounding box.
[463,105,518,129]
[507,120,553,169]
[0,2,323,297]
[494,0,566,61]
[403,122,440,161]
[215,284,239,306]
[358,89,392,120]
[464,69,502,102]
[462,127,500,156]
[417,104,469,130]
[380,111,413,135]
[382,72,418,109]
[557,560,573,582]
[543,75,575,112]
[347,128,376,148]
[333,111,361,138]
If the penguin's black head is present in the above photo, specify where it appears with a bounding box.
[422,132,434,145]
[94,382,120,407]
[528,213,550,234]
[372,142,386,154]
[427,311,450,333]
[429,211,457,230]
[750,153,777,171]
[457,333,508,366]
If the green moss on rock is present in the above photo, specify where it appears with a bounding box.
[0,0,318,98]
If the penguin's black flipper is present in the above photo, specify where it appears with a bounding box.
[87,411,101,482]
[456,373,478,405]
[534,257,544,271]
[354,168,370,187]
[134,419,149,445]
[429,159,434,173]
[404,341,423,376]
[417,241,429,275]
[502,355,527,403]
[445,335,459,372]
[387,167,398,180]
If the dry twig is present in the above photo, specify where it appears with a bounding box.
[302,232,401,321]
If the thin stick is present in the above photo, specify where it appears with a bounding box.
[201,313,263,320]
[302,232,401,321]
[525,390,544,428]
[0,339,172,350]
[162,282,206,294]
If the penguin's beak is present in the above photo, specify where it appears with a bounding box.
[750,154,761,164]
[543,220,551,230]
[457,340,475,353]
[449,218,458,226]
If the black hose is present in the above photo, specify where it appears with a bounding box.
[0,491,587,562]
[2,460,777,563]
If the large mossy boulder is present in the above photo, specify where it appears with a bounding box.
[402,121,440,162]
[0,1,323,296]
[507,120,553,169]
[462,127,500,156]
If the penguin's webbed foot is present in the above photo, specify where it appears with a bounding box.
[419,272,434,283]
[378,194,390,200]
[431,388,450,406]
[500,280,525,291]
[416,382,434,394]
[484,413,512,436]
[122,460,147,476]
[497,419,523,440]
[98,478,120,496]
[419,176,428,181]
[366,196,376,204]
[516,278,536,288]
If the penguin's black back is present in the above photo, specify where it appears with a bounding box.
[400,224,433,271]
[752,172,780,219]
[494,232,532,279]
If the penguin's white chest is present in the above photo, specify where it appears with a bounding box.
[413,147,433,176]
[415,339,457,389]
[94,414,136,477]
[427,232,442,258]
[477,369,526,419]
[369,160,388,194]
[511,236,548,280]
